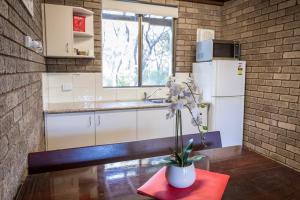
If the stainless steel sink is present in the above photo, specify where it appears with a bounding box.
[146,98,169,103]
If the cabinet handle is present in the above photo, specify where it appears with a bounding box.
[89,116,92,127]
[98,115,100,126]
[66,43,69,53]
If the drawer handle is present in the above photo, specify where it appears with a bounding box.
[89,116,92,127]
[98,116,100,126]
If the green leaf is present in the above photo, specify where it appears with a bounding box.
[174,152,182,166]
[200,104,205,108]
[185,160,193,167]
[184,139,194,153]
[156,157,178,166]
[163,159,178,166]
[189,154,205,163]
[202,126,208,131]
[182,139,194,165]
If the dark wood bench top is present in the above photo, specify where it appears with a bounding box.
[28,131,221,174]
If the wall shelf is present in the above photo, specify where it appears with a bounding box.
[74,31,94,37]
[73,7,93,16]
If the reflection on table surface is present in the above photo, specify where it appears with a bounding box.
[26,155,209,200]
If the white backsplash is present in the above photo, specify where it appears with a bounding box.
[42,72,190,106]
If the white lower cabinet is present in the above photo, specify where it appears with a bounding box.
[45,107,207,150]
[137,108,174,140]
[46,112,95,150]
[95,110,137,145]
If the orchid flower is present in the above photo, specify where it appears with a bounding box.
[164,76,207,167]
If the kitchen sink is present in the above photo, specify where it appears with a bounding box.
[146,98,169,103]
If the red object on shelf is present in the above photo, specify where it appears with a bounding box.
[73,15,86,32]
[137,167,230,200]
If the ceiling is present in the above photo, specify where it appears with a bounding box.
[180,0,230,6]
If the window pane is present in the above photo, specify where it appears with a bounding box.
[142,15,173,86]
[102,10,138,87]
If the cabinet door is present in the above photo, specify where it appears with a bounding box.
[137,108,174,140]
[46,112,95,150]
[95,110,137,145]
[182,106,208,135]
[44,4,73,57]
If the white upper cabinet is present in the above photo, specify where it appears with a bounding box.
[95,110,137,145]
[137,108,174,140]
[46,112,95,151]
[42,4,94,58]
[43,4,73,57]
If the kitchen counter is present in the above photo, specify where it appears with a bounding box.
[44,100,170,114]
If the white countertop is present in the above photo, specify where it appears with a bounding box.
[44,100,171,114]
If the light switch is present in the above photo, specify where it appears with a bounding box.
[62,83,72,91]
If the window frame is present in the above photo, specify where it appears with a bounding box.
[102,12,176,88]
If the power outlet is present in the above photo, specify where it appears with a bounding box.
[62,83,72,91]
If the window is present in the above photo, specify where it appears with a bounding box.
[102,11,139,87]
[102,10,174,87]
[142,15,173,86]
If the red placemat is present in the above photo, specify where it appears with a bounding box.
[137,167,230,200]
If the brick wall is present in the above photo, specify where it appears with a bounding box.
[45,0,222,73]
[0,0,46,199]
[176,0,221,72]
[222,0,300,171]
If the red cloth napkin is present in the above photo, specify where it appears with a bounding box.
[137,167,230,200]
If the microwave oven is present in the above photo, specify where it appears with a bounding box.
[196,39,240,62]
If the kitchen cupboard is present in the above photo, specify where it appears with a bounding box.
[46,112,95,150]
[95,110,137,145]
[45,105,208,150]
[137,108,174,140]
[42,4,94,58]
[43,4,73,57]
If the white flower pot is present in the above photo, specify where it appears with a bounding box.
[165,163,196,188]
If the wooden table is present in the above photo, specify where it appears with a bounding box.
[17,146,300,200]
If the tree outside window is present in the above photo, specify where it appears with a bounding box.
[102,10,173,87]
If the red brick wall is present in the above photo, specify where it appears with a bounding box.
[222,0,300,171]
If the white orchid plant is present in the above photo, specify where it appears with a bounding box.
[164,76,208,167]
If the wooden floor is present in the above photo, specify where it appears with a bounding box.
[202,147,300,200]
[17,146,300,200]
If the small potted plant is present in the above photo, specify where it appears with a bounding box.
[164,76,208,188]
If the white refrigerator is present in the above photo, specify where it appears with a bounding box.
[192,60,246,147]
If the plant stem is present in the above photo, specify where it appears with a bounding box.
[179,111,183,153]
[175,110,179,153]
[182,82,206,144]
[184,105,205,145]
[183,82,198,103]
[179,110,184,167]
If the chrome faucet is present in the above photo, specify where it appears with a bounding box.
[144,88,162,100]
